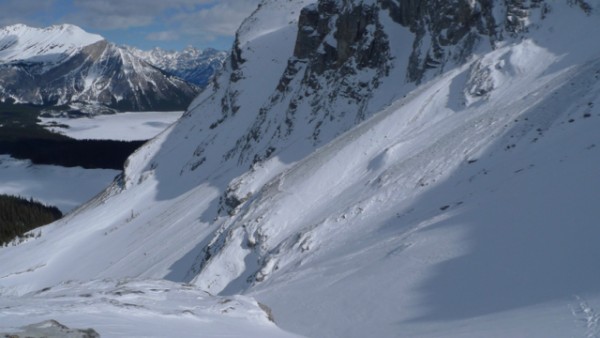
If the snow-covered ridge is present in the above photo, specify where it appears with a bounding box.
[0,24,103,63]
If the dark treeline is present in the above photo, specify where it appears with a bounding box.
[0,138,146,170]
[0,103,147,170]
[0,194,62,246]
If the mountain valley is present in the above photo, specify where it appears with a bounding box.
[1,1,599,337]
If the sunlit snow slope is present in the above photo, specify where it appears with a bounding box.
[1,1,599,337]
[0,24,102,63]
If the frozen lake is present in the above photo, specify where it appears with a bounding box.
[39,111,184,141]
[1,111,183,212]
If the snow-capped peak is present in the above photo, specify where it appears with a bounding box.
[125,45,227,87]
[0,23,104,63]
[0,23,199,110]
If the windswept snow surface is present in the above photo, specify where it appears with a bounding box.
[39,111,184,141]
[0,279,302,338]
[1,2,600,338]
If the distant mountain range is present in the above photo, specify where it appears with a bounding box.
[0,24,226,111]
[126,46,227,87]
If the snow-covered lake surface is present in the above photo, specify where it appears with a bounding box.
[2,112,183,212]
[39,111,184,141]
[0,155,119,213]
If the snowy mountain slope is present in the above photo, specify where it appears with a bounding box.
[0,24,199,111]
[246,51,600,337]
[126,46,227,87]
[1,1,600,337]
[0,24,102,63]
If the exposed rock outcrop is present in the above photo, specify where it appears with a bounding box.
[0,319,100,338]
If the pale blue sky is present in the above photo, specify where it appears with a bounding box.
[0,0,260,51]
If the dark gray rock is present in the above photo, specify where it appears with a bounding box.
[0,319,100,338]
[378,0,561,82]
[293,0,390,74]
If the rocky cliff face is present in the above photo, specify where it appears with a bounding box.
[215,0,563,165]
[379,0,592,82]
[381,0,524,81]
[213,0,394,167]
[229,0,596,161]
[292,0,590,86]
[281,0,597,88]
[180,0,596,286]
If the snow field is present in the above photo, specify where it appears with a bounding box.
[39,111,184,141]
[0,279,303,338]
